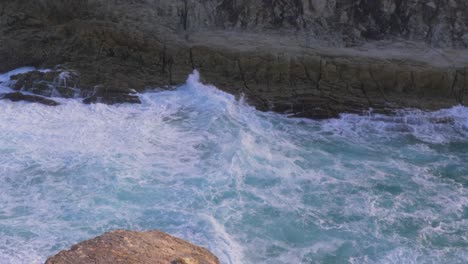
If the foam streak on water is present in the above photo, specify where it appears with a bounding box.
[0,70,467,263]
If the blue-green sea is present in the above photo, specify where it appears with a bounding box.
[0,69,467,263]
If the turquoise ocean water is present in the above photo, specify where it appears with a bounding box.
[0,69,467,263]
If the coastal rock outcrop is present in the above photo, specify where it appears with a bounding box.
[0,0,467,117]
[45,230,220,264]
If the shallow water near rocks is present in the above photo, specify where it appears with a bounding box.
[0,70,467,264]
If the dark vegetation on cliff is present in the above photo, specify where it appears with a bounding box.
[0,0,467,118]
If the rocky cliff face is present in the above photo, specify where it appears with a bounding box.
[186,0,468,48]
[0,0,467,118]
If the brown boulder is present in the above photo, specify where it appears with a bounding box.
[45,230,219,264]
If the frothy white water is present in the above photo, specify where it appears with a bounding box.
[0,70,467,263]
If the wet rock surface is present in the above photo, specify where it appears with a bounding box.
[0,1,467,117]
[10,70,79,98]
[0,91,60,106]
[82,88,142,105]
[45,230,220,264]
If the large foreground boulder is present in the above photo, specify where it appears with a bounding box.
[45,230,220,264]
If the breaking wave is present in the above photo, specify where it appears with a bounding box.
[0,69,467,263]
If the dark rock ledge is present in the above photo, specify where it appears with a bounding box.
[1,91,60,106]
[45,230,220,264]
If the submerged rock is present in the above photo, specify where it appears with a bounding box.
[82,85,141,105]
[82,92,141,105]
[45,230,219,264]
[1,92,60,106]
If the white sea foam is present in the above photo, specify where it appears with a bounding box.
[0,69,467,263]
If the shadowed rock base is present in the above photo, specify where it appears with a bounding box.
[1,92,60,106]
[45,230,220,264]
